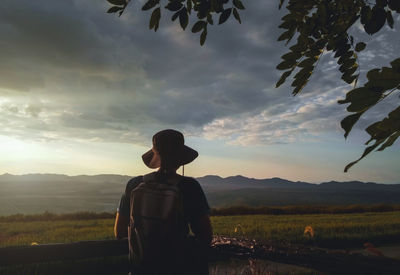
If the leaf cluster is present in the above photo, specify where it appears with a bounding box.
[106,0,129,17]
[107,0,246,45]
[277,0,400,171]
[338,58,400,171]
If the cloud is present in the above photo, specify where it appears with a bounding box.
[202,85,348,145]
[0,0,399,147]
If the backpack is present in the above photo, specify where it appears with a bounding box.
[128,172,186,270]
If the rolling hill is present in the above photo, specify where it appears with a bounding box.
[0,173,399,215]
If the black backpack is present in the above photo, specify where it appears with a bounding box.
[128,173,186,271]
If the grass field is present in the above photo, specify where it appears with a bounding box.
[211,212,400,248]
[1,211,400,249]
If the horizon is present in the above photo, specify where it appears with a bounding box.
[0,1,399,184]
[1,171,398,185]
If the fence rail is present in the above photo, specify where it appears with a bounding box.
[1,237,400,274]
[0,239,128,266]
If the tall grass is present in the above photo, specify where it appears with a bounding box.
[0,211,114,223]
[1,204,398,224]
[211,212,400,248]
[0,219,114,247]
[211,204,400,216]
[1,211,400,248]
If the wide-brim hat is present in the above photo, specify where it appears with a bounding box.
[142,129,198,169]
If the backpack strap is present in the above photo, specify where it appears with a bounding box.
[166,174,183,186]
[142,172,183,186]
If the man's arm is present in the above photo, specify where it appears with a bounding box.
[115,176,142,239]
[114,212,129,239]
[190,214,213,246]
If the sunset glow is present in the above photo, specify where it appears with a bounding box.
[0,0,399,183]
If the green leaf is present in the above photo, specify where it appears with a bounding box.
[290,42,307,53]
[388,0,400,12]
[192,21,206,33]
[340,70,356,82]
[187,0,192,14]
[200,29,207,46]
[377,132,400,151]
[345,105,400,172]
[386,11,394,28]
[172,11,180,21]
[376,0,388,8]
[292,82,308,95]
[279,0,285,9]
[233,0,245,10]
[344,141,383,172]
[197,1,211,19]
[281,52,302,61]
[365,121,382,142]
[378,107,400,131]
[334,43,350,58]
[360,6,372,25]
[142,0,159,11]
[276,70,293,88]
[107,6,123,13]
[366,68,380,81]
[342,74,358,85]
[291,67,313,95]
[340,112,364,139]
[363,6,386,35]
[207,14,214,25]
[298,57,317,68]
[339,59,357,73]
[107,0,125,5]
[391,58,400,72]
[338,87,381,113]
[233,8,241,24]
[179,9,189,30]
[276,60,296,70]
[219,8,232,25]
[365,67,400,90]
[279,21,293,30]
[165,1,183,12]
[355,42,366,52]
[149,7,161,31]
[278,31,292,41]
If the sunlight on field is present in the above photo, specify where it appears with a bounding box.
[1,212,400,248]
[0,219,114,247]
[210,212,400,247]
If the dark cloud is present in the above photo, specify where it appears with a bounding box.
[0,0,399,146]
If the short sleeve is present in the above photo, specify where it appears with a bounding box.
[117,176,143,217]
[180,178,210,223]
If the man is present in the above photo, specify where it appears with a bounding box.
[114,129,213,275]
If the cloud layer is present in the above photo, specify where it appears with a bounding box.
[0,0,399,147]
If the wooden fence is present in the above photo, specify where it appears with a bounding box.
[1,237,400,274]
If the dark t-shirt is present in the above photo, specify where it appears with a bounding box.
[118,172,210,235]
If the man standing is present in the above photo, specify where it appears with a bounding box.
[114,129,213,275]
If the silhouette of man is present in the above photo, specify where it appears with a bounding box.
[114,129,213,275]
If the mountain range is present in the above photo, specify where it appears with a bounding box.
[1,173,399,215]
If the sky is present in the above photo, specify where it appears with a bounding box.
[0,0,399,183]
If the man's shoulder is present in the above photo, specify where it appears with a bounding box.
[179,176,202,191]
[180,176,198,184]
[125,174,201,192]
[125,175,144,193]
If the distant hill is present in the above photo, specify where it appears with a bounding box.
[197,175,312,191]
[0,173,399,215]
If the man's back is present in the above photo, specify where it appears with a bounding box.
[116,171,212,275]
[128,173,186,272]
[114,129,212,274]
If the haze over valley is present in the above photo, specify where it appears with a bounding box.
[1,173,399,215]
